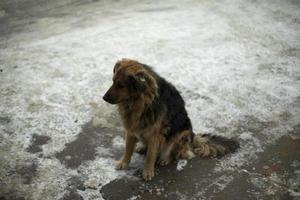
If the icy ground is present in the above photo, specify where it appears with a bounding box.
[0,0,300,199]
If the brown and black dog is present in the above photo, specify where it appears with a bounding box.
[103,59,239,180]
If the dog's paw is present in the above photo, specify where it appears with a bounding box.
[115,160,128,170]
[143,168,154,181]
[158,158,171,166]
[135,142,147,154]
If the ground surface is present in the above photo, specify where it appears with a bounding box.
[0,0,300,199]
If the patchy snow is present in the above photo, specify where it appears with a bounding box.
[215,132,264,171]
[0,0,300,199]
[289,161,300,198]
[77,157,126,199]
[112,136,125,150]
[176,160,188,171]
[195,175,235,199]
[128,195,140,200]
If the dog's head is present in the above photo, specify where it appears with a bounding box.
[103,59,157,104]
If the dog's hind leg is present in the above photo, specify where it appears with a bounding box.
[158,142,174,166]
[174,130,195,160]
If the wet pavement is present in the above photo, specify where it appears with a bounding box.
[100,135,300,200]
[1,0,300,199]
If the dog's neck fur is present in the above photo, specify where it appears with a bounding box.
[118,98,144,132]
[118,81,158,132]
[118,94,154,132]
[116,66,159,133]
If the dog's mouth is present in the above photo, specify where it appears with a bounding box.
[102,94,119,104]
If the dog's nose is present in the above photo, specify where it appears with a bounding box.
[103,92,117,104]
[103,94,109,102]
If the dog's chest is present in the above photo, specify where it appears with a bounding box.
[133,131,152,143]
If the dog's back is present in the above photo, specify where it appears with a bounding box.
[140,65,194,141]
[103,59,239,180]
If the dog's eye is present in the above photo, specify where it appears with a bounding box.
[115,82,124,89]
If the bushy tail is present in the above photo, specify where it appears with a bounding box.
[192,134,239,158]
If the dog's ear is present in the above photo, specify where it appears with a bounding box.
[127,71,147,92]
[113,61,121,74]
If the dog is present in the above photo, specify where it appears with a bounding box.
[103,59,239,180]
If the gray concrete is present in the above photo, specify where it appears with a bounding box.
[0,0,300,199]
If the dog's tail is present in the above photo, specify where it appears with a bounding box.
[192,134,239,158]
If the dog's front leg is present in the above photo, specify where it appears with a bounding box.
[143,135,159,181]
[116,133,137,170]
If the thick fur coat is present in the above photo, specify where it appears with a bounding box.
[103,59,239,180]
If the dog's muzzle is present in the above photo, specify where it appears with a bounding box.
[103,92,117,104]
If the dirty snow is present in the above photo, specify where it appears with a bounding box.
[176,160,188,171]
[112,136,125,150]
[0,0,300,199]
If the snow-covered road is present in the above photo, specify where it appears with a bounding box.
[0,0,299,199]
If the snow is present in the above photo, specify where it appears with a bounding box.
[215,132,264,171]
[176,160,188,171]
[112,136,125,150]
[77,157,126,199]
[0,0,300,199]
